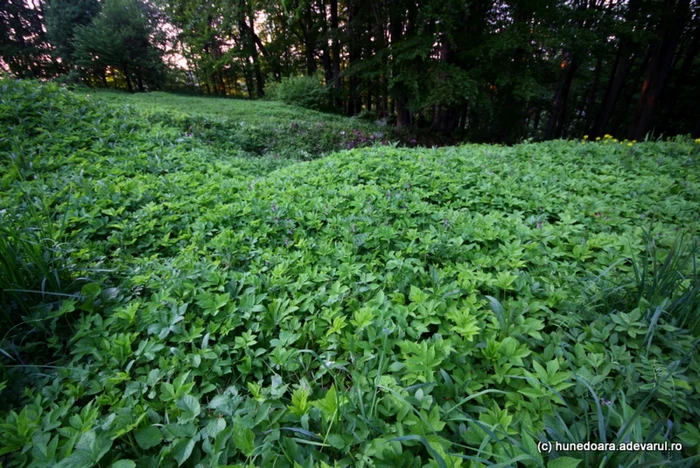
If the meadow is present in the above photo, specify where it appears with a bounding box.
[1,80,699,467]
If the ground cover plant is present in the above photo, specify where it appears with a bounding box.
[1,80,700,467]
[84,90,398,160]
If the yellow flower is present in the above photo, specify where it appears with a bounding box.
[627,143,633,147]
[595,137,601,141]
[695,138,700,144]
[604,134,612,139]
[632,140,637,143]
[583,135,589,140]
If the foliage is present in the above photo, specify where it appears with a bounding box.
[3,0,700,140]
[267,76,331,111]
[0,0,56,79]
[585,227,700,336]
[86,89,395,158]
[44,0,101,67]
[1,80,700,467]
[72,0,165,91]
[0,203,73,335]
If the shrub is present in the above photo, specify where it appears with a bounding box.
[267,75,330,110]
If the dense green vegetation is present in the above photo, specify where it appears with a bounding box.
[85,90,403,159]
[1,80,700,467]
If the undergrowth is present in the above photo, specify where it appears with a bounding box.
[1,79,699,467]
[85,90,396,160]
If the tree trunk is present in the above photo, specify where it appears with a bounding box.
[583,56,602,133]
[318,0,333,86]
[321,46,333,87]
[136,69,145,92]
[658,26,699,133]
[591,0,642,137]
[367,79,373,113]
[372,1,388,118]
[545,53,579,139]
[347,0,359,115]
[610,46,651,134]
[249,10,264,97]
[592,44,635,137]
[628,0,690,140]
[123,63,133,92]
[431,38,460,134]
[389,4,409,126]
[330,0,341,100]
[303,2,317,76]
[243,57,254,99]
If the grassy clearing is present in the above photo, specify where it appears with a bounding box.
[83,89,397,160]
[87,90,355,124]
[1,80,700,467]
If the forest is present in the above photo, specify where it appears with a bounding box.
[1,0,699,143]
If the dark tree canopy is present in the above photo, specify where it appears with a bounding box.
[72,0,165,91]
[0,0,54,78]
[44,0,100,68]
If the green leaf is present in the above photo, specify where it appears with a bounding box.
[176,395,201,422]
[532,361,548,382]
[135,426,163,450]
[409,285,429,304]
[111,461,137,468]
[233,421,255,457]
[486,295,506,330]
[518,387,547,399]
[547,456,582,468]
[171,438,195,466]
[208,394,233,415]
[55,430,113,468]
[313,385,340,423]
[520,429,543,465]
[499,337,518,356]
[326,433,346,449]
[55,450,94,468]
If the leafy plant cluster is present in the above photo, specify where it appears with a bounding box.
[265,77,331,112]
[1,80,700,467]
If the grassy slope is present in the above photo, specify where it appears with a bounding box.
[84,89,392,160]
[88,90,359,124]
[1,80,700,467]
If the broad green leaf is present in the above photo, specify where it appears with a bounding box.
[177,395,201,422]
[111,461,137,468]
[135,426,163,450]
[233,421,255,457]
[171,438,195,466]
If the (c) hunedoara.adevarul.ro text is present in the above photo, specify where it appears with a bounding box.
[537,441,683,453]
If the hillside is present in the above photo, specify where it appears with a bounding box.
[82,89,398,160]
[1,80,699,467]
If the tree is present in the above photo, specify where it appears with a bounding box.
[628,0,691,140]
[73,0,165,91]
[0,0,55,78]
[4,0,699,140]
[44,0,100,69]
